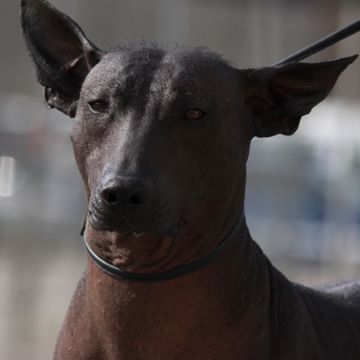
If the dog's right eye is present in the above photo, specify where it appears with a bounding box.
[88,99,109,114]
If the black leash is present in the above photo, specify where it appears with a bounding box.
[83,215,244,282]
[274,19,360,66]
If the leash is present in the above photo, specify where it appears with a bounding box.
[274,19,360,66]
[82,215,244,282]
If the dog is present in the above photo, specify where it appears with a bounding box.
[21,0,359,359]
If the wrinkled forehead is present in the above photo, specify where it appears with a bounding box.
[82,47,232,98]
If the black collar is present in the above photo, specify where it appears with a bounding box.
[82,215,244,282]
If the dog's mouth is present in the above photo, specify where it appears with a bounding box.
[88,205,129,231]
[88,205,188,239]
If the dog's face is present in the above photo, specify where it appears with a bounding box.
[22,0,356,271]
[72,47,249,240]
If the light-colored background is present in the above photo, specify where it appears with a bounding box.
[0,0,359,359]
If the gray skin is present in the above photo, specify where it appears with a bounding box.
[21,0,360,359]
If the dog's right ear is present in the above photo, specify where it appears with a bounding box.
[21,0,103,117]
[241,56,357,137]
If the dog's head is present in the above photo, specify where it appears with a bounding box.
[21,0,356,272]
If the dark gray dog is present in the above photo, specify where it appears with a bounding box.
[21,0,360,359]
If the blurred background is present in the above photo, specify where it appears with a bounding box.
[0,0,359,358]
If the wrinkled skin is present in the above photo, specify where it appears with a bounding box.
[21,0,360,359]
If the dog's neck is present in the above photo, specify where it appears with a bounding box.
[83,220,272,359]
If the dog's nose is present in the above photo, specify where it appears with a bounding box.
[98,177,151,207]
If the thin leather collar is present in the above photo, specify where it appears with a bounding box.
[82,215,244,282]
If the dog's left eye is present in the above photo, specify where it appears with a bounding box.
[185,109,206,121]
[88,99,109,114]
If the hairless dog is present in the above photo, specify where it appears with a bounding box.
[21,0,360,359]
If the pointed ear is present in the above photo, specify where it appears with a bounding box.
[21,0,104,117]
[242,55,358,137]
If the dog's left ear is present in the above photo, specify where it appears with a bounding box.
[21,0,103,117]
[242,55,358,137]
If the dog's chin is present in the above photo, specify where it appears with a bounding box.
[88,212,188,239]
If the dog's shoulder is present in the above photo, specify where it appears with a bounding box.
[317,278,360,307]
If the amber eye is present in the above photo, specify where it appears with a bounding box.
[88,99,109,114]
[185,109,206,121]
